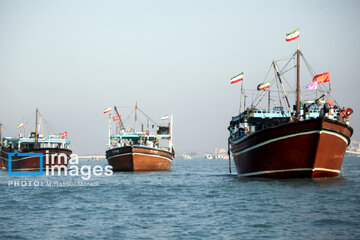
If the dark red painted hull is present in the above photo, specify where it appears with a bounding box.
[230,118,353,178]
[1,148,72,171]
[106,146,173,171]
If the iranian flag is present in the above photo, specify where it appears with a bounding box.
[161,115,169,121]
[103,107,112,114]
[230,72,243,84]
[313,72,330,84]
[257,81,270,91]
[17,123,24,129]
[286,28,300,42]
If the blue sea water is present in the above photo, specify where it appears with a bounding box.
[0,156,359,240]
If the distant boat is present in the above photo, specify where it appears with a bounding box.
[228,42,353,178]
[105,103,175,171]
[183,155,192,160]
[205,154,214,160]
[1,108,72,171]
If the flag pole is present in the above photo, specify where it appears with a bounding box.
[170,114,173,152]
[108,112,112,148]
[239,80,243,114]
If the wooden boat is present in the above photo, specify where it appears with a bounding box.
[1,108,72,171]
[105,104,174,171]
[228,43,353,178]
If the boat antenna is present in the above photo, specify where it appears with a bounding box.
[35,108,38,148]
[0,122,2,142]
[273,61,292,113]
[296,42,300,118]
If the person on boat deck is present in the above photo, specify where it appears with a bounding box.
[337,107,347,122]
[147,141,154,147]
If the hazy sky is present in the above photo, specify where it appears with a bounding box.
[1,0,359,154]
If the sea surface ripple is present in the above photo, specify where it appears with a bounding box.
[0,156,359,239]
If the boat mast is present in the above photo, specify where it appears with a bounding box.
[0,122,2,142]
[114,106,125,132]
[35,108,38,148]
[296,43,300,117]
[108,111,112,148]
[38,113,42,138]
[134,101,138,132]
[273,61,292,114]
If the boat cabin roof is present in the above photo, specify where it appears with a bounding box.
[2,137,70,145]
[110,132,170,140]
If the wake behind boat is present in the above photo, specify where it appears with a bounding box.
[1,108,72,171]
[228,31,353,178]
[105,103,174,171]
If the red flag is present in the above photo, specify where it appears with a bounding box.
[61,131,68,139]
[313,72,329,84]
[113,115,121,121]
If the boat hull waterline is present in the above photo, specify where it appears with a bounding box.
[106,146,173,171]
[230,118,352,178]
[1,148,72,171]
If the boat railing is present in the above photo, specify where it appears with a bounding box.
[252,110,291,118]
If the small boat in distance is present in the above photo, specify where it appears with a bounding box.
[228,42,353,178]
[105,103,174,171]
[1,108,72,171]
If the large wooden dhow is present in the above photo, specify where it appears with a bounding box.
[1,108,71,171]
[228,40,353,178]
[105,104,174,171]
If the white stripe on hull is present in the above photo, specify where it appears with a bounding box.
[237,167,340,177]
[232,130,348,156]
[2,155,40,162]
[133,153,172,162]
[107,152,172,162]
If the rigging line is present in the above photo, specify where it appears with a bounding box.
[39,112,60,134]
[317,84,341,108]
[276,52,297,99]
[275,51,297,62]
[251,63,274,107]
[243,89,296,93]
[124,108,135,124]
[137,107,159,126]
[253,78,277,108]
[1,125,9,137]
[299,51,317,75]
[22,111,35,128]
[274,66,283,109]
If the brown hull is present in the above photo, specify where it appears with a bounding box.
[230,118,353,178]
[1,148,72,171]
[106,146,173,171]
[0,156,4,169]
